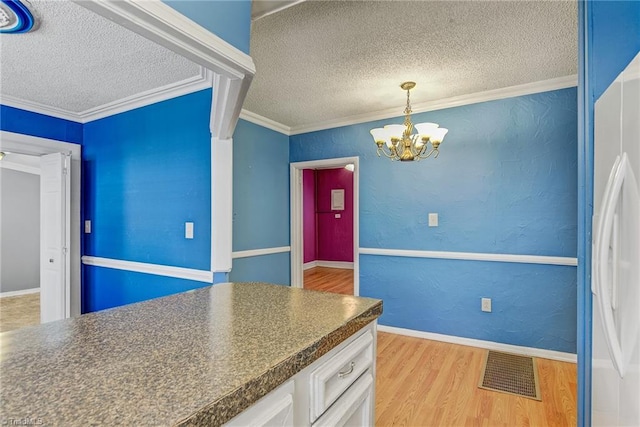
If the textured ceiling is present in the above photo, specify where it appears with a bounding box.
[0,0,200,114]
[245,0,578,129]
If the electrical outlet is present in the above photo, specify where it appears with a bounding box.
[481,298,492,312]
[428,213,438,227]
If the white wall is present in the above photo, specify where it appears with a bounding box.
[0,168,40,293]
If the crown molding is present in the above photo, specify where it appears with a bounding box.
[239,109,292,135]
[82,68,213,122]
[286,74,578,135]
[1,67,213,124]
[0,95,81,122]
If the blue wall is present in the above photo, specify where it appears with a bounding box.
[291,88,578,353]
[578,1,640,424]
[84,267,209,312]
[230,119,290,285]
[163,0,251,54]
[0,105,82,144]
[82,89,213,312]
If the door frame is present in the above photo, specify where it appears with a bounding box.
[290,157,360,295]
[0,131,81,317]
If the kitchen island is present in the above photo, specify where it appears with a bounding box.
[0,282,382,426]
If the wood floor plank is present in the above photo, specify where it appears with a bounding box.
[376,332,577,427]
[303,266,353,295]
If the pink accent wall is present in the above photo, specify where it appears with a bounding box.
[303,169,317,263]
[316,168,354,262]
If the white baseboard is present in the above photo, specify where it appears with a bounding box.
[377,324,577,363]
[0,288,40,298]
[315,261,354,269]
[303,261,317,270]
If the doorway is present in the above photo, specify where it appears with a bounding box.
[0,131,81,330]
[290,156,359,295]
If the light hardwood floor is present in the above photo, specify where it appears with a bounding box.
[306,267,577,426]
[303,266,353,295]
[375,332,577,426]
[0,292,40,333]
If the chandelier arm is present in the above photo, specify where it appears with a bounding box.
[417,147,435,159]
[413,139,429,159]
[378,146,398,160]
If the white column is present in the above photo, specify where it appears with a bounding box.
[210,137,233,273]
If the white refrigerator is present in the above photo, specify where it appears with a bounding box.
[592,51,640,426]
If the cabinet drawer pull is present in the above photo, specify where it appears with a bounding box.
[338,361,355,378]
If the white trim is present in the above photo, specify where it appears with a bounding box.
[240,109,291,135]
[0,131,81,158]
[75,1,255,79]
[303,261,318,270]
[81,256,213,283]
[290,157,360,296]
[378,325,577,364]
[211,137,233,273]
[253,75,574,136]
[359,247,578,267]
[1,95,82,123]
[0,160,40,175]
[0,132,82,318]
[0,288,40,298]
[302,260,354,269]
[315,261,354,269]
[75,0,255,140]
[0,68,213,124]
[232,246,291,259]
[81,68,213,122]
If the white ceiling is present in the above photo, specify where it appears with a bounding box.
[0,0,577,132]
[245,0,578,131]
[0,0,201,118]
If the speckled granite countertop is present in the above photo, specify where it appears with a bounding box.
[0,282,381,426]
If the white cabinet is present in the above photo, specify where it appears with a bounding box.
[309,329,374,422]
[224,380,294,427]
[225,321,377,427]
[313,371,374,427]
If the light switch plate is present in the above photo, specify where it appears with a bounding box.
[335,213,341,218]
[185,222,194,239]
[84,220,91,234]
[428,213,438,227]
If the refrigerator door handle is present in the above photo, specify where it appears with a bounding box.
[592,156,621,295]
[595,153,627,378]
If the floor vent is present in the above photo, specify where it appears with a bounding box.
[478,351,541,400]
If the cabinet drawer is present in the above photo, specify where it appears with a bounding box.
[313,370,373,427]
[310,329,374,421]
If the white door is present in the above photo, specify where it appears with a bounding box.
[40,153,70,323]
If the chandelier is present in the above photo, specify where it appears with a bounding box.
[370,82,448,161]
